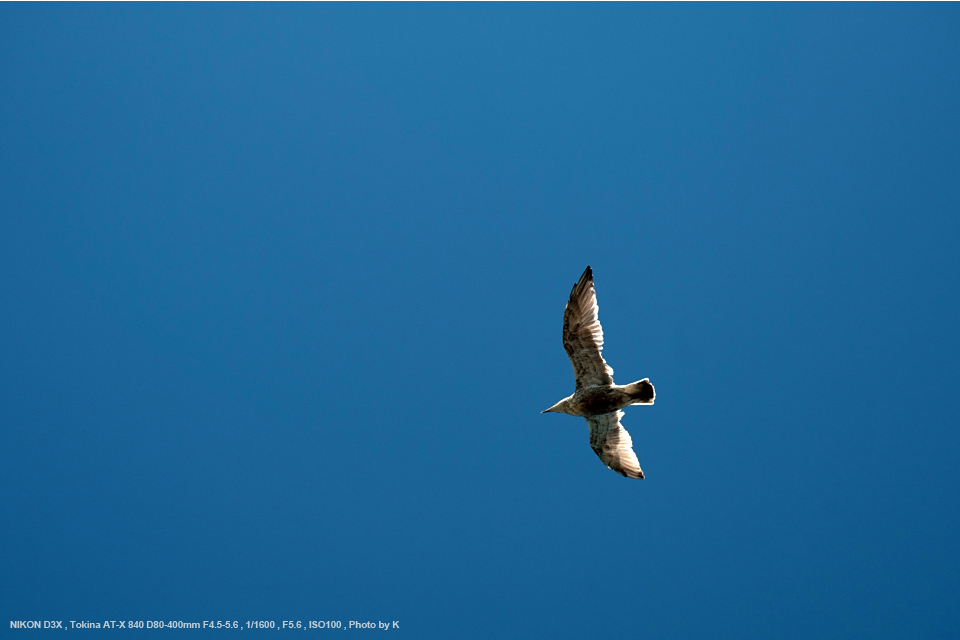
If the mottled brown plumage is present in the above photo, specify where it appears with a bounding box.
[543,266,655,479]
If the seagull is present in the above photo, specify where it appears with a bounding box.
[542,266,655,479]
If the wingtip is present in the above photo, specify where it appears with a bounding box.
[572,266,593,293]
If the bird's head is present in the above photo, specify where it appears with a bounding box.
[541,398,571,415]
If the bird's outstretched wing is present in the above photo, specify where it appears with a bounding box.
[562,266,614,390]
[586,411,644,479]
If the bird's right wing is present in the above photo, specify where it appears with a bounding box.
[562,266,615,390]
[586,411,644,479]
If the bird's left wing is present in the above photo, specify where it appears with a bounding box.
[586,411,644,479]
[563,266,615,390]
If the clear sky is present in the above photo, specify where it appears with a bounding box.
[2,4,959,638]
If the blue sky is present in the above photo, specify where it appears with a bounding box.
[2,4,959,638]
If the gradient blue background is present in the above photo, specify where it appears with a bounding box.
[3,4,959,638]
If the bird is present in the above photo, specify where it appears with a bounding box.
[542,266,655,479]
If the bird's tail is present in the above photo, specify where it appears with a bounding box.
[624,378,655,405]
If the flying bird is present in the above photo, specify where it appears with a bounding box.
[542,266,655,479]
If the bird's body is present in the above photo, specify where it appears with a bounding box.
[545,383,651,418]
[543,266,655,479]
